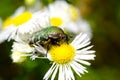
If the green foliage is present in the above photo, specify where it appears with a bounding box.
[0,0,24,19]
[40,0,55,6]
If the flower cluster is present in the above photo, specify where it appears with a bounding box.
[0,0,95,80]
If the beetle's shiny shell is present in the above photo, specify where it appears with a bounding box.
[29,26,68,48]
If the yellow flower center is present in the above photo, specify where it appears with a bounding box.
[2,12,32,29]
[49,43,75,64]
[50,17,63,27]
[12,12,32,26]
[69,5,79,21]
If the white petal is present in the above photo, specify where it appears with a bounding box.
[76,45,94,54]
[75,42,91,50]
[51,64,59,80]
[48,0,70,22]
[43,63,56,80]
[79,36,90,45]
[18,10,50,34]
[58,65,64,80]
[64,65,70,80]
[64,64,75,80]
[76,50,95,55]
[62,22,79,34]
[77,19,92,38]
[72,33,88,47]
[11,50,26,63]
[74,61,86,71]
[71,61,88,74]
[70,63,81,76]
[71,33,82,45]
[75,54,96,60]
[12,42,33,53]
[0,26,17,43]
[68,66,75,80]
[74,59,91,66]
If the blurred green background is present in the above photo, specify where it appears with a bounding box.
[0,0,120,80]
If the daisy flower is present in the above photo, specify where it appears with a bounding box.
[48,0,80,25]
[47,1,92,37]
[43,33,95,80]
[48,1,79,27]
[0,9,50,43]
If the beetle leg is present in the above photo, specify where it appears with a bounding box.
[55,41,60,46]
[33,44,46,56]
[46,44,50,57]
[33,48,38,54]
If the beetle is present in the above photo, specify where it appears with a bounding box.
[29,26,68,56]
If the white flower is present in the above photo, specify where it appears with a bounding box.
[47,1,92,38]
[48,0,80,22]
[0,6,25,43]
[48,1,79,27]
[0,9,50,43]
[43,33,96,80]
[11,30,95,79]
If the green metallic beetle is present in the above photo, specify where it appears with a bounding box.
[29,26,68,56]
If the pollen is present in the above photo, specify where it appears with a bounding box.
[49,43,75,64]
[50,17,63,27]
[12,12,32,26]
[69,5,79,21]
